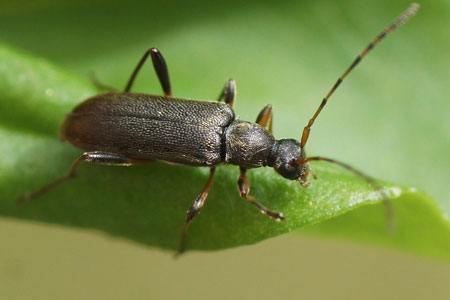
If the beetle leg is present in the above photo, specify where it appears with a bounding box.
[89,73,118,92]
[16,152,152,203]
[217,79,236,108]
[237,167,285,221]
[124,47,172,96]
[177,167,216,256]
[255,104,273,134]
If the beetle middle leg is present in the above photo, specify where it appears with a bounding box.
[177,167,216,256]
[124,47,172,96]
[237,167,285,221]
[17,152,152,203]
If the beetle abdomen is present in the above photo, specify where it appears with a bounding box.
[61,93,235,166]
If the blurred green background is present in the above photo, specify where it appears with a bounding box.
[1,0,449,299]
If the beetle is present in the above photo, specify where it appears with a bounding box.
[17,4,418,255]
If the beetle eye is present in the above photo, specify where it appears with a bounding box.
[276,162,298,180]
[288,159,297,169]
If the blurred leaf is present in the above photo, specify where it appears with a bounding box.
[1,44,449,259]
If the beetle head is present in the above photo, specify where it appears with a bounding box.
[271,139,312,187]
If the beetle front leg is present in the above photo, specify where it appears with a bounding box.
[217,79,236,108]
[237,167,285,221]
[177,167,216,256]
[17,152,151,203]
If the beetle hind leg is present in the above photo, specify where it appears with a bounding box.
[16,152,151,203]
[237,167,285,221]
[89,73,118,92]
[124,47,172,96]
[217,79,236,108]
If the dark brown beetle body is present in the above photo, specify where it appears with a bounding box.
[62,92,295,171]
[18,4,419,255]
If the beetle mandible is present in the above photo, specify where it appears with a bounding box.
[18,4,419,255]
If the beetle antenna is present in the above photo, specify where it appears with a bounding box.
[300,3,419,148]
[304,156,394,231]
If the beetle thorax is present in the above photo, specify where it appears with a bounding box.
[224,120,275,168]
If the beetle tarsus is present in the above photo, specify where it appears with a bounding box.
[16,173,75,203]
[237,167,286,222]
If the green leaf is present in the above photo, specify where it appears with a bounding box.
[1,43,449,259]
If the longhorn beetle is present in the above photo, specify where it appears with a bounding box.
[17,4,419,255]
